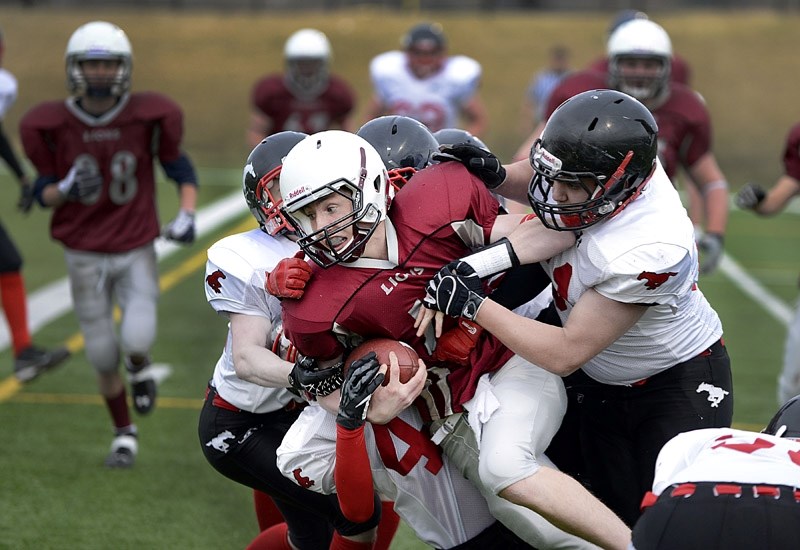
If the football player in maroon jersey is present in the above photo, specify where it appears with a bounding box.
[270,130,631,549]
[20,21,198,468]
[247,28,356,148]
[515,18,729,276]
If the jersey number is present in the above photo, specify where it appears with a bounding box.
[74,151,138,205]
[373,417,443,476]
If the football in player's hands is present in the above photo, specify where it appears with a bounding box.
[345,338,420,386]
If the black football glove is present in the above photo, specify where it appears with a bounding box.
[287,354,344,398]
[424,261,487,320]
[17,182,34,213]
[433,144,506,189]
[735,182,766,210]
[336,351,385,431]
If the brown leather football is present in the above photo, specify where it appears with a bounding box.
[345,338,420,385]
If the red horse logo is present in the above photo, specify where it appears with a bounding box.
[206,269,226,294]
[292,468,315,489]
[637,271,677,290]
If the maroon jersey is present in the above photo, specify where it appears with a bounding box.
[282,162,514,418]
[251,74,355,135]
[545,71,712,180]
[587,54,692,86]
[782,122,800,181]
[20,92,186,253]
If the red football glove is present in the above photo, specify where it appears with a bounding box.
[265,251,312,299]
[433,318,484,366]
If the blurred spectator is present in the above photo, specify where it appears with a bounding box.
[735,121,800,405]
[521,44,571,133]
[363,22,488,137]
[0,26,70,382]
[247,28,356,148]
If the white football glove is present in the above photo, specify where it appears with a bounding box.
[698,233,724,275]
[57,165,103,202]
[162,209,196,244]
[735,183,766,210]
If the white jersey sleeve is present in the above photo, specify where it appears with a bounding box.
[652,428,800,495]
[0,69,18,119]
[205,229,301,413]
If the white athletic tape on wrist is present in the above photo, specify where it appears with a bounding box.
[463,238,520,278]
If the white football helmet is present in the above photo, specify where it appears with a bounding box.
[65,21,133,97]
[279,130,391,267]
[607,19,672,101]
[283,29,331,100]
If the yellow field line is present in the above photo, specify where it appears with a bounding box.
[0,218,254,403]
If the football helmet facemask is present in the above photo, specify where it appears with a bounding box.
[242,131,308,236]
[607,18,672,102]
[764,394,800,440]
[279,131,391,268]
[528,89,658,231]
[283,29,331,100]
[357,116,439,191]
[65,21,133,98]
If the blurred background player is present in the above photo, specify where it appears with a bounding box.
[0,27,70,382]
[247,28,356,148]
[515,18,729,275]
[199,132,394,550]
[735,121,800,405]
[20,21,198,468]
[631,394,800,549]
[587,9,692,87]
[363,22,488,137]
[520,44,572,134]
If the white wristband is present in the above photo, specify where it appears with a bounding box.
[462,238,520,278]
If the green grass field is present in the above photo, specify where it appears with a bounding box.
[1,6,799,549]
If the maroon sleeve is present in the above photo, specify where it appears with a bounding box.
[327,75,356,120]
[136,92,184,163]
[251,75,281,116]
[671,55,692,86]
[674,88,712,169]
[334,424,375,523]
[543,71,607,120]
[19,102,62,176]
[783,122,800,181]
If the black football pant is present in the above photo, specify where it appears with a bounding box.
[198,384,381,549]
[565,340,733,527]
[0,221,23,273]
[632,482,800,549]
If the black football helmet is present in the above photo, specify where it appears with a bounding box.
[242,131,307,236]
[433,128,490,152]
[528,89,658,231]
[764,394,800,439]
[356,116,439,191]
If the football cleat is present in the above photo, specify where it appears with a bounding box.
[14,345,71,383]
[105,432,138,469]
[125,357,157,415]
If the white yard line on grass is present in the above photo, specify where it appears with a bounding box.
[0,191,247,352]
